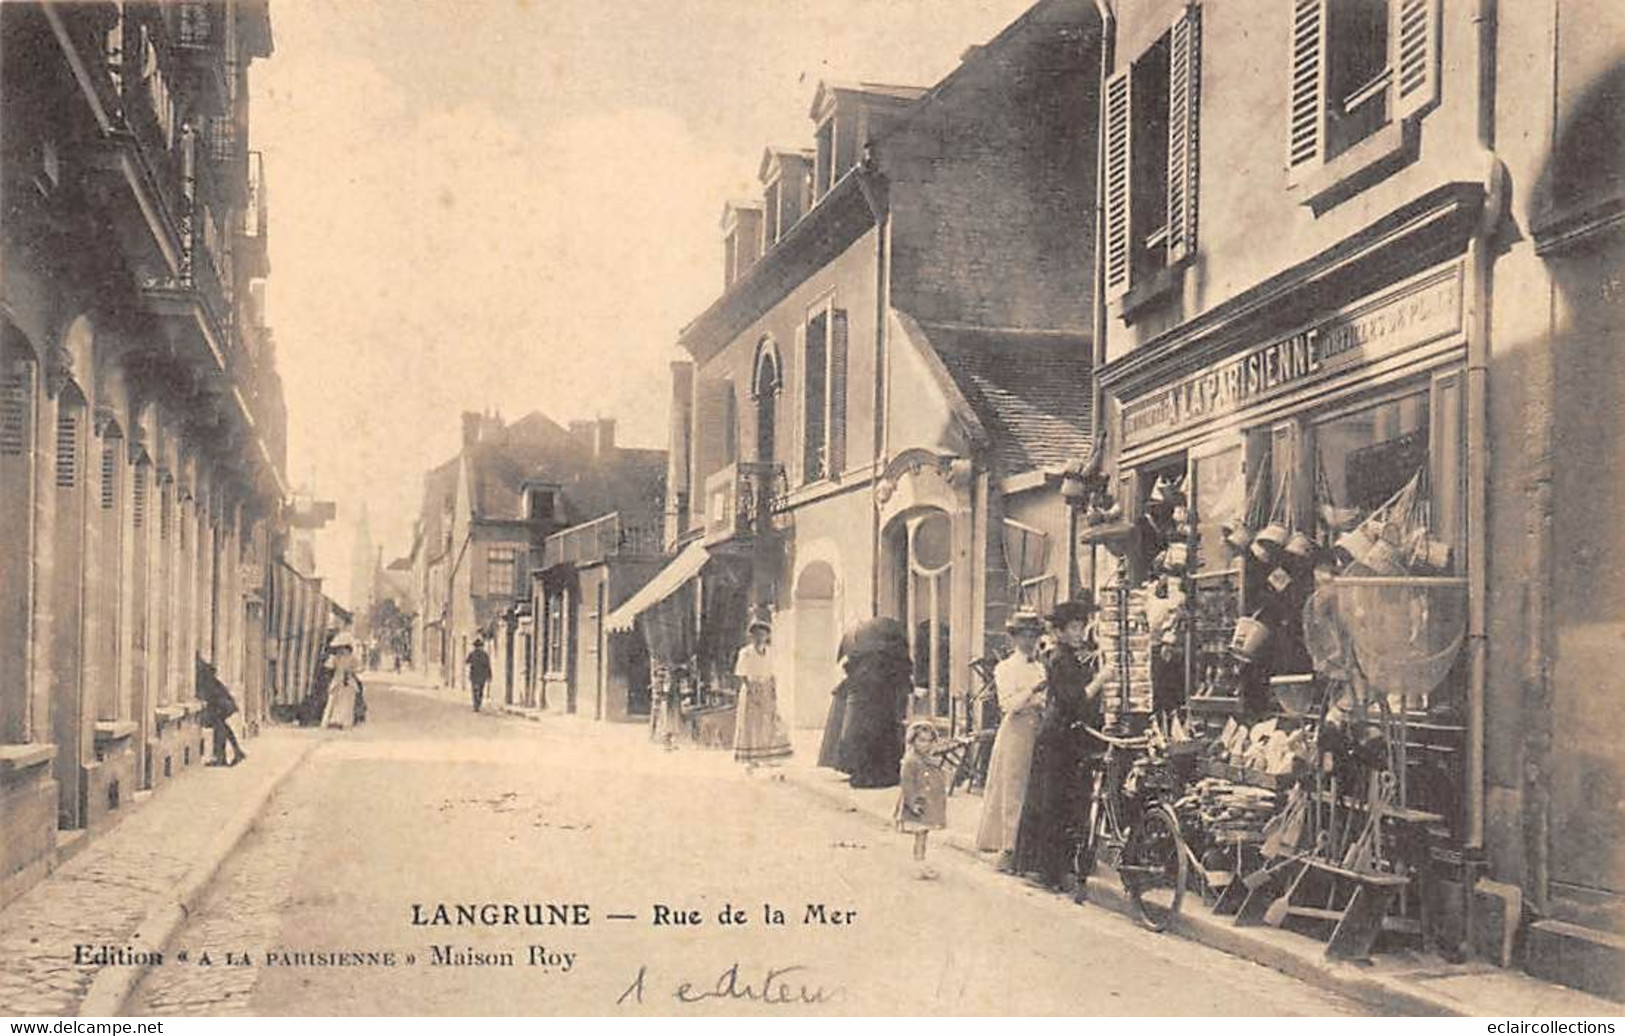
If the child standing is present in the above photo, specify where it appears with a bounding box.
[896,721,949,879]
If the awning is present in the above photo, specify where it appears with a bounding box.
[604,540,710,633]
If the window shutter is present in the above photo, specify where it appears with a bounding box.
[790,323,804,482]
[1166,5,1202,265]
[802,317,826,483]
[101,444,117,510]
[1287,0,1328,175]
[693,377,734,495]
[133,464,147,529]
[827,309,848,477]
[0,360,33,457]
[1102,69,1133,301]
[1390,0,1439,122]
[55,408,78,489]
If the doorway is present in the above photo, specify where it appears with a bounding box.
[792,561,837,729]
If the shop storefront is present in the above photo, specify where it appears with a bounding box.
[1087,258,1476,956]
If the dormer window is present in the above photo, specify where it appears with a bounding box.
[525,486,557,522]
[814,119,837,199]
[720,201,763,289]
[758,148,813,250]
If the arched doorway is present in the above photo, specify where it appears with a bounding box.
[791,560,837,730]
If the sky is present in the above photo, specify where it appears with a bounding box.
[251,0,1035,605]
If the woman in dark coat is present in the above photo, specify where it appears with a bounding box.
[836,618,913,789]
[816,631,855,770]
[1012,600,1105,889]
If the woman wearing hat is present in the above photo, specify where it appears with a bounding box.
[732,611,792,770]
[1011,599,1108,890]
[975,610,1048,869]
[321,631,362,730]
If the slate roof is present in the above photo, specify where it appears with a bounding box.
[913,320,1093,476]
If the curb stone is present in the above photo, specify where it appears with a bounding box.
[777,763,1462,1017]
[77,739,320,1017]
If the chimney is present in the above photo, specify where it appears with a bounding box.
[595,417,616,458]
[461,411,483,449]
[666,361,694,544]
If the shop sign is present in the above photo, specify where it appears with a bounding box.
[1121,272,1462,447]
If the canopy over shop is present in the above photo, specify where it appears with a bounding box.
[605,541,753,743]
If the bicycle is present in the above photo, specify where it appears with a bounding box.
[1072,723,1190,931]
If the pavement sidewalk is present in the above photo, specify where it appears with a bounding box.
[0,727,317,1017]
[774,730,1617,1017]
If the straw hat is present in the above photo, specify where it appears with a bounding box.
[1005,609,1044,634]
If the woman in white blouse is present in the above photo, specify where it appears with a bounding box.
[975,610,1048,869]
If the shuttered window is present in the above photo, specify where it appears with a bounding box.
[802,309,827,483]
[1102,70,1133,301]
[1104,6,1202,305]
[1287,0,1328,174]
[55,409,78,489]
[0,361,32,457]
[1287,0,1438,182]
[826,308,848,477]
[1166,6,1202,264]
[101,444,118,510]
[133,464,148,529]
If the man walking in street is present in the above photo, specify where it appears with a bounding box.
[466,637,492,712]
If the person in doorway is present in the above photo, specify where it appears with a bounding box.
[1011,600,1108,892]
[466,636,492,712]
[733,612,793,771]
[895,721,948,879]
[322,632,362,729]
[197,658,246,767]
[975,610,1048,870]
[816,633,854,770]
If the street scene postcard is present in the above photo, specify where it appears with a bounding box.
[1,0,1622,1021]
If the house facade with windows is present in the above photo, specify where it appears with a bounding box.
[1090,0,1623,996]
[0,1,286,908]
[411,412,664,703]
[622,0,1105,737]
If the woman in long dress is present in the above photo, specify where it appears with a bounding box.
[321,632,361,730]
[1012,600,1107,890]
[837,617,912,789]
[733,614,792,769]
[975,611,1048,867]
[816,631,856,770]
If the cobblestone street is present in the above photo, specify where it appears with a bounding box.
[0,730,312,1016]
[122,683,1367,1016]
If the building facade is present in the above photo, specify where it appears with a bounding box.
[624,0,1104,736]
[0,0,286,908]
[1089,0,1622,996]
[410,412,665,700]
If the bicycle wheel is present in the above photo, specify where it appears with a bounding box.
[1120,801,1187,932]
[1070,774,1108,904]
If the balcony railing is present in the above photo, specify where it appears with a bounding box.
[702,461,787,546]
[543,513,664,570]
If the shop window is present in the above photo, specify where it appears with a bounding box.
[486,546,518,597]
[1103,6,1202,311]
[1314,391,1429,519]
[1287,0,1439,204]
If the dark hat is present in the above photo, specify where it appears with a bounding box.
[473,636,484,647]
[1004,609,1044,634]
[1047,599,1095,627]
